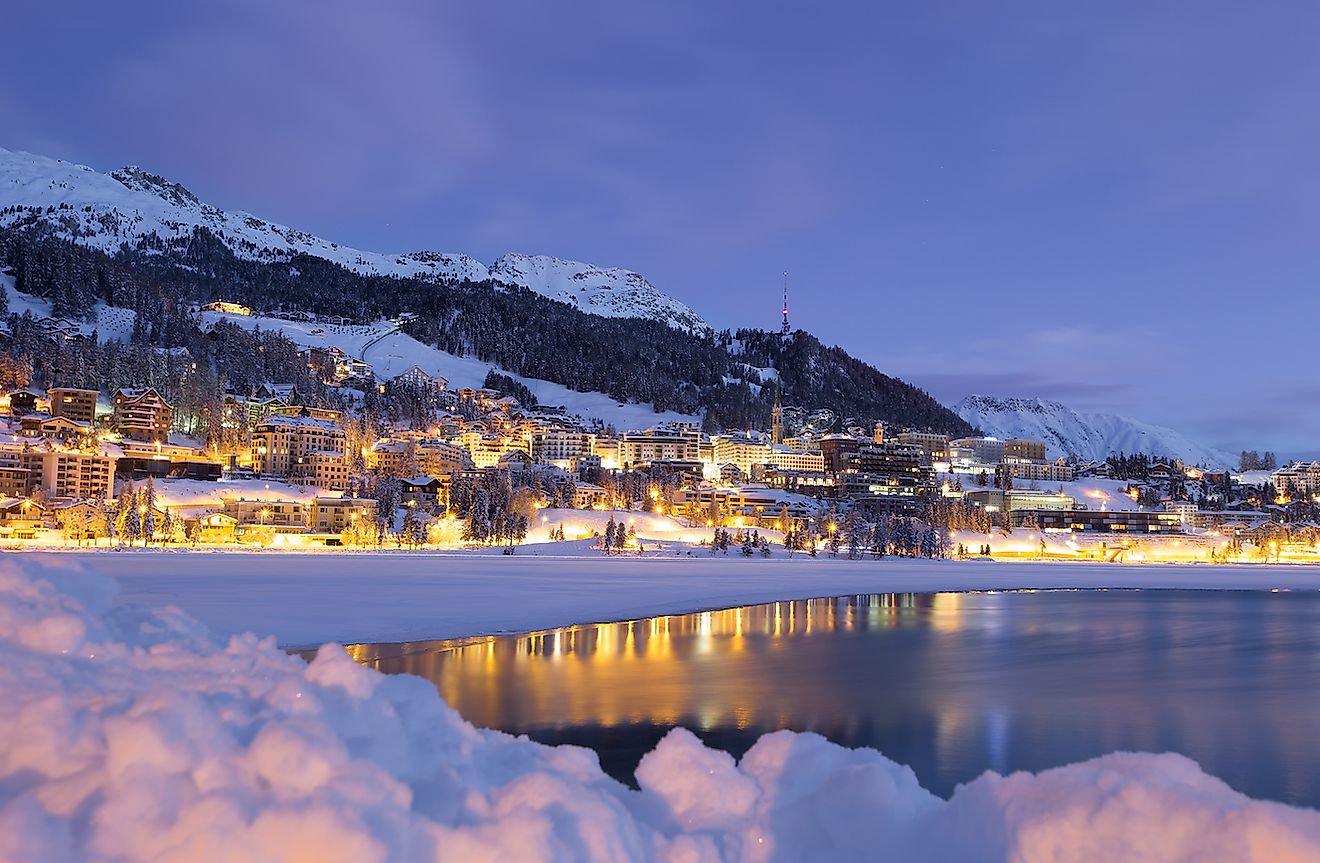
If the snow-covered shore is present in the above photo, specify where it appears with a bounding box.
[3,555,1319,862]
[14,551,1320,648]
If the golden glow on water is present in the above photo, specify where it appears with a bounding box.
[339,591,1320,808]
[350,594,965,735]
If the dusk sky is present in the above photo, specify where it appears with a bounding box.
[3,2,1317,455]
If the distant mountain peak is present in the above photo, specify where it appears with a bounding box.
[109,166,202,209]
[954,394,1232,467]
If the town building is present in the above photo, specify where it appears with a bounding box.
[672,485,819,528]
[948,436,1006,466]
[819,434,866,474]
[1163,499,1199,525]
[965,488,1077,512]
[895,432,949,464]
[251,415,347,487]
[399,477,445,510]
[530,430,595,465]
[222,498,310,532]
[573,482,610,509]
[762,445,825,474]
[391,366,449,392]
[1003,438,1048,463]
[1273,462,1320,500]
[1025,509,1183,534]
[710,433,771,476]
[1001,458,1075,482]
[417,440,469,477]
[112,387,172,441]
[619,430,693,466]
[48,387,99,425]
[0,444,118,500]
[311,497,379,533]
[0,497,45,538]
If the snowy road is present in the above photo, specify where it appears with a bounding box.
[24,551,1320,648]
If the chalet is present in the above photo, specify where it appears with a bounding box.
[400,477,445,510]
[0,497,45,538]
[573,482,609,510]
[1148,464,1174,481]
[186,511,238,543]
[204,301,253,316]
[112,387,173,442]
[6,388,46,417]
[392,366,449,391]
[51,499,106,541]
[19,413,92,440]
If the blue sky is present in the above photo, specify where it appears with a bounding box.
[3,2,1317,455]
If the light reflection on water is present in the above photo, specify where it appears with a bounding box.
[344,590,1320,807]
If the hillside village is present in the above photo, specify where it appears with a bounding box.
[0,148,1315,563]
[1,296,1316,562]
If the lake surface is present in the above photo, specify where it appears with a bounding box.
[346,590,1320,807]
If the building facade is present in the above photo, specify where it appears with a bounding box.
[48,387,99,425]
[251,415,347,485]
[112,388,172,441]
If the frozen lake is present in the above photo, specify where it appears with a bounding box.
[350,589,1320,808]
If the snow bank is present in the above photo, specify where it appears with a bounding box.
[2,557,1318,861]
[527,508,736,545]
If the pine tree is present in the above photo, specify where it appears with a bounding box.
[141,478,157,544]
[123,492,142,546]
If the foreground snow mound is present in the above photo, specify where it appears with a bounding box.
[1,559,1317,862]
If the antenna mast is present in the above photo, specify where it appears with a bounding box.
[781,271,791,338]
[772,271,788,445]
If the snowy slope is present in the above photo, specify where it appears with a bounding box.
[1,270,137,340]
[199,308,700,428]
[955,395,1233,467]
[0,147,710,333]
[488,253,711,335]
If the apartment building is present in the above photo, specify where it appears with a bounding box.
[48,387,99,425]
[251,415,347,486]
[1273,462,1320,500]
[222,498,309,530]
[895,431,949,464]
[530,429,595,465]
[710,434,771,475]
[1003,438,1048,463]
[619,430,693,466]
[0,444,117,500]
[311,497,379,532]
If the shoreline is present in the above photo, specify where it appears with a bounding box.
[18,551,1320,649]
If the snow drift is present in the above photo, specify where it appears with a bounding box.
[2,558,1317,862]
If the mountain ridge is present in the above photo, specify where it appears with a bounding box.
[0,144,970,436]
[955,394,1232,467]
[0,147,710,334]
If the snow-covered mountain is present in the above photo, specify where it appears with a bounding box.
[0,147,710,334]
[487,253,711,335]
[954,395,1233,467]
